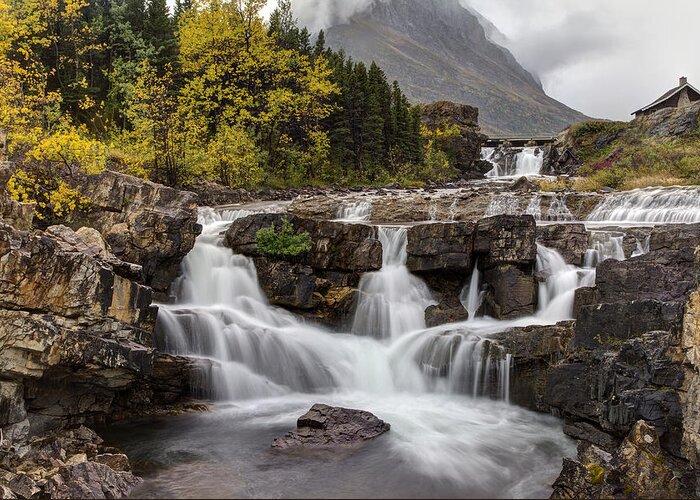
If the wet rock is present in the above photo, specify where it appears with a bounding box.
[595,247,697,304]
[225,214,382,272]
[74,170,201,296]
[424,304,468,328]
[493,322,574,411]
[272,404,390,449]
[572,287,599,317]
[406,222,474,272]
[574,300,684,349]
[474,215,537,269]
[509,176,539,193]
[536,224,588,266]
[93,454,130,472]
[253,257,320,310]
[186,179,252,207]
[0,382,26,427]
[649,223,700,252]
[482,265,537,319]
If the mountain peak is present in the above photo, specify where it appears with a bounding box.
[325,0,588,135]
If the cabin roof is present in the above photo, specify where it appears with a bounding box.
[632,81,700,115]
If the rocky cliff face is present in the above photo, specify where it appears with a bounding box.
[0,172,201,498]
[324,0,589,135]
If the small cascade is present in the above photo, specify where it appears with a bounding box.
[336,201,371,222]
[587,186,700,223]
[535,244,595,322]
[524,195,542,221]
[448,199,458,221]
[584,231,625,267]
[545,194,573,221]
[351,227,435,340]
[460,261,483,320]
[485,147,544,178]
[485,194,519,217]
[631,235,651,257]
[399,331,512,401]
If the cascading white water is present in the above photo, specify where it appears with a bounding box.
[525,195,542,220]
[587,186,700,223]
[336,201,372,222]
[546,194,574,222]
[351,227,436,340]
[485,147,544,178]
[584,231,625,268]
[535,244,596,322]
[631,235,650,257]
[460,261,484,320]
[485,193,519,217]
[145,210,591,495]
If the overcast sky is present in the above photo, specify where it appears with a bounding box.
[240,0,699,121]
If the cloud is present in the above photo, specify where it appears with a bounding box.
[268,0,699,121]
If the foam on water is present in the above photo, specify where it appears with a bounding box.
[587,186,700,223]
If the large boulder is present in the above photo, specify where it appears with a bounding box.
[474,215,537,268]
[481,265,537,319]
[406,222,474,272]
[225,214,382,272]
[73,170,201,297]
[272,404,390,449]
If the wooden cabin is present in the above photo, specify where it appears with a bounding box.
[632,77,700,118]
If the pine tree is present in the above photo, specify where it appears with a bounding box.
[144,0,177,71]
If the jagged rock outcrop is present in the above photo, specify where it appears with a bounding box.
[73,170,201,298]
[552,421,691,499]
[0,192,33,231]
[420,101,487,178]
[0,426,141,499]
[271,404,390,449]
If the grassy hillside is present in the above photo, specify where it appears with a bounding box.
[541,103,700,191]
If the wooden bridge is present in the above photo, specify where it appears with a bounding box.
[483,136,557,148]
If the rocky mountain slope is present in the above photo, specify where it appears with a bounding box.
[324,0,590,135]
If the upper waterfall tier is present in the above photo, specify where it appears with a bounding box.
[587,186,700,223]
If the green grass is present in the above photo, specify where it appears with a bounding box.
[256,219,312,258]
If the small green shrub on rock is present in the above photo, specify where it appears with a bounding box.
[256,219,312,258]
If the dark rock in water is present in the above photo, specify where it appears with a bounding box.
[424,304,468,328]
[225,214,382,272]
[406,222,474,272]
[509,176,539,193]
[253,257,320,310]
[574,300,684,349]
[649,223,700,252]
[595,247,697,304]
[536,223,588,266]
[482,264,537,319]
[272,404,390,449]
[474,215,537,269]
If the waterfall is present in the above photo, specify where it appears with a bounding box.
[631,235,650,257]
[460,261,483,320]
[485,194,519,217]
[535,244,595,322]
[351,227,435,340]
[524,195,542,220]
[584,231,625,267]
[545,194,573,221]
[485,147,544,178]
[336,201,371,222]
[587,186,700,223]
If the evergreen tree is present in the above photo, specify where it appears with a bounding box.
[144,0,177,71]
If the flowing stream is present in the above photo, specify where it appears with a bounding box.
[587,185,700,223]
[484,147,544,178]
[104,208,598,498]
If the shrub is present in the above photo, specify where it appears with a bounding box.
[256,219,312,258]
